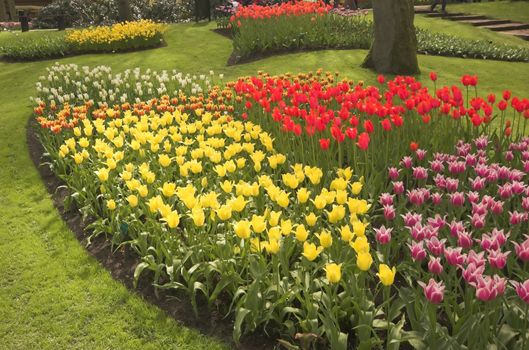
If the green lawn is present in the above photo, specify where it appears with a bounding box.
[447,1,529,23]
[0,21,528,349]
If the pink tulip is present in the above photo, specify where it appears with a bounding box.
[383,205,396,221]
[409,223,426,241]
[504,151,514,162]
[428,256,444,275]
[392,181,404,195]
[462,263,484,284]
[449,220,464,237]
[449,192,465,207]
[470,177,486,191]
[471,202,487,216]
[513,235,529,262]
[498,183,513,199]
[408,189,426,206]
[522,197,529,212]
[457,230,473,249]
[433,174,447,189]
[412,166,428,180]
[401,156,413,168]
[470,213,486,229]
[379,193,394,206]
[375,226,392,245]
[430,160,444,173]
[497,166,510,180]
[509,211,527,225]
[416,149,427,161]
[445,247,466,266]
[512,181,526,195]
[431,192,443,205]
[418,279,445,304]
[388,167,400,180]
[427,214,446,229]
[427,237,445,256]
[487,249,510,270]
[402,212,422,228]
[474,164,490,178]
[448,161,466,175]
[510,279,529,304]
[465,153,477,167]
[490,200,504,215]
[408,241,427,261]
[467,250,486,267]
[474,135,489,149]
[467,191,480,204]
[473,275,504,302]
[446,178,459,192]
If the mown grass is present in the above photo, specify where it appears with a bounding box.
[0,20,528,349]
[447,1,529,23]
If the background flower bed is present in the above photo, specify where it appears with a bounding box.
[0,20,165,61]
[31,62,529,349]
[221,1,529,64]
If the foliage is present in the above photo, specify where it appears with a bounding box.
[0,31,69,60]
[35,0,197,28]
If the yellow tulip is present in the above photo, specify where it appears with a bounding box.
[327,205,345,224]
[296,188,311,203]
[340,225,354,242]
[325,263,342,284]
[351,182,363,195]
[251,215,266,234]
[302,242,323,261]
[216,205,232,221]
[268,211,281,227]
[106,199,116,210]
[357,252,373,271]
[305,212,317,227]
[158,154,172,167]
[96,168,109,182]
[317,230,333,248]
[350,236,370,253]
[377,264,396,286]
[264,239,280,254]
[295,224,308,242]
[234,220,252,239]
[161,182,176,197]
[190,207,205,227]
[280,219,292,236]
[127,194,138,208]
[162,210,180,229]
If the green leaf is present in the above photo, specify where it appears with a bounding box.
[133,262,149,288]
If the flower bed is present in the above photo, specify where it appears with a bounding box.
[373,135,529,349]
[65,20,165,53]
[0,20,165,61]
[221,1,529,63]
[32,64,529,349]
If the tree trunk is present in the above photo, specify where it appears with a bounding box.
[362,0,419,75]
[117,0,132,22]
[6,0,17,21]
[0,0,8,22]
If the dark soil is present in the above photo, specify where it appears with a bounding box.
[26,117,276,350]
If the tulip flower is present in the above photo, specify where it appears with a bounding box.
[511,279,529,304]
[418,279,445,304]
[302,242,323,262]
[325,263,342,284]
[374,226,392,245]
[356,251,373,271]
[377,264,396,286]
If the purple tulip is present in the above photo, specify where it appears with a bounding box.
[418,279,445,304]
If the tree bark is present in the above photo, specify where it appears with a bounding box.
[0,0,8,22]
[362,0,419,75]
[117,0,132,22]
[5,0,17,21]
